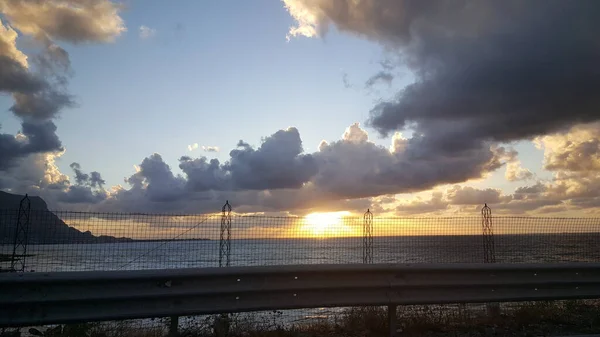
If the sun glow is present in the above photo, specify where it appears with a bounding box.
[299,211,355,237]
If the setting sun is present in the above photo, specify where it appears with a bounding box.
[299,211,355,238]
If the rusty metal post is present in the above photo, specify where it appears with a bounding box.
[363,209,373,264]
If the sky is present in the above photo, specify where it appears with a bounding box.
[0,0,599,218]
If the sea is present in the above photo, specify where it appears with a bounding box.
[2,232,599,272]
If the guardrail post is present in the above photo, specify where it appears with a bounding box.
[388,305,397,337]
[214,313,230,337]
[168,315,179,337]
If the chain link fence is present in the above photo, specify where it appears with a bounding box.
[2,210,600,272]
[2,209,600,336]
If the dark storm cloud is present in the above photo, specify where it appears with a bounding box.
[69,162,104,189]
[70,162,89,185]
[59,185,107,204]
[100,122,508,214]
[227,127,318,190]
[179,156,227,191]
[347,0,600,143]
[50,162,108,204]
[89,171,105,188]
[21,120,62,152]
[286,0,600,184]
[138,128,319,194]
[0,56,45,93]
[0,128,24,170]
[127,154,187,202]
[313,124,504,199]
[0,22,71,169]
[0,121,63,170]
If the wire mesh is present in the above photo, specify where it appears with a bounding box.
[2,210,600,335]
[2,211,600,272]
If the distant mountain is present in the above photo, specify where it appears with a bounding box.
[0,191,133,244]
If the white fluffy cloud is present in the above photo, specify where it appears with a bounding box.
[139,25,156,39]
[202,146,219,153]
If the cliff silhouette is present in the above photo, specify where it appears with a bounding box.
[0,191,132,244]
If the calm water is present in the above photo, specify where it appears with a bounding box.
[2,233,599,272]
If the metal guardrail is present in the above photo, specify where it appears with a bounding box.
[2,263,600,328]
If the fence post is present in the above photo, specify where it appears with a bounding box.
[215,201,232,336]
[11,194,31,273]
[363,209,373,264]
[482,203,495,264]
[219,201,232,268]
[388,305,397,337]
[482,203,500,316]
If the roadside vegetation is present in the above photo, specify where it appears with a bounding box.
[3,301,600,337]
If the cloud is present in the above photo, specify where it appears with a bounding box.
[90,119,600,215]
[396,192,448,215]
[390,184,562,216]
[188,144,219,153]
[0,152,67,192]
[342,72,351,89]
[0,0,125,170]
[3,122,516,214]
[0,152,108,206]
[0,19,27,66]
[515,183,547,196]
[225,127,318,190]
[0,121,64,170]
[285,1,600,184]
[123,122,508,212]
[127,153,187,202]
[533,123,600,206]
[536,123,600,174]
[0,0,126,43]
[505,160,534,182]
[365,71,393,88]
[446,186,502,205]
[7,121,599,216]
[59,185,107,204]
[69,162,105,189]
[55,162,108,204]
[312,123,506,199]
[202,146,219,153]
[10,89,74,120]
[139,25,156,39]
[179,156,227,192]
